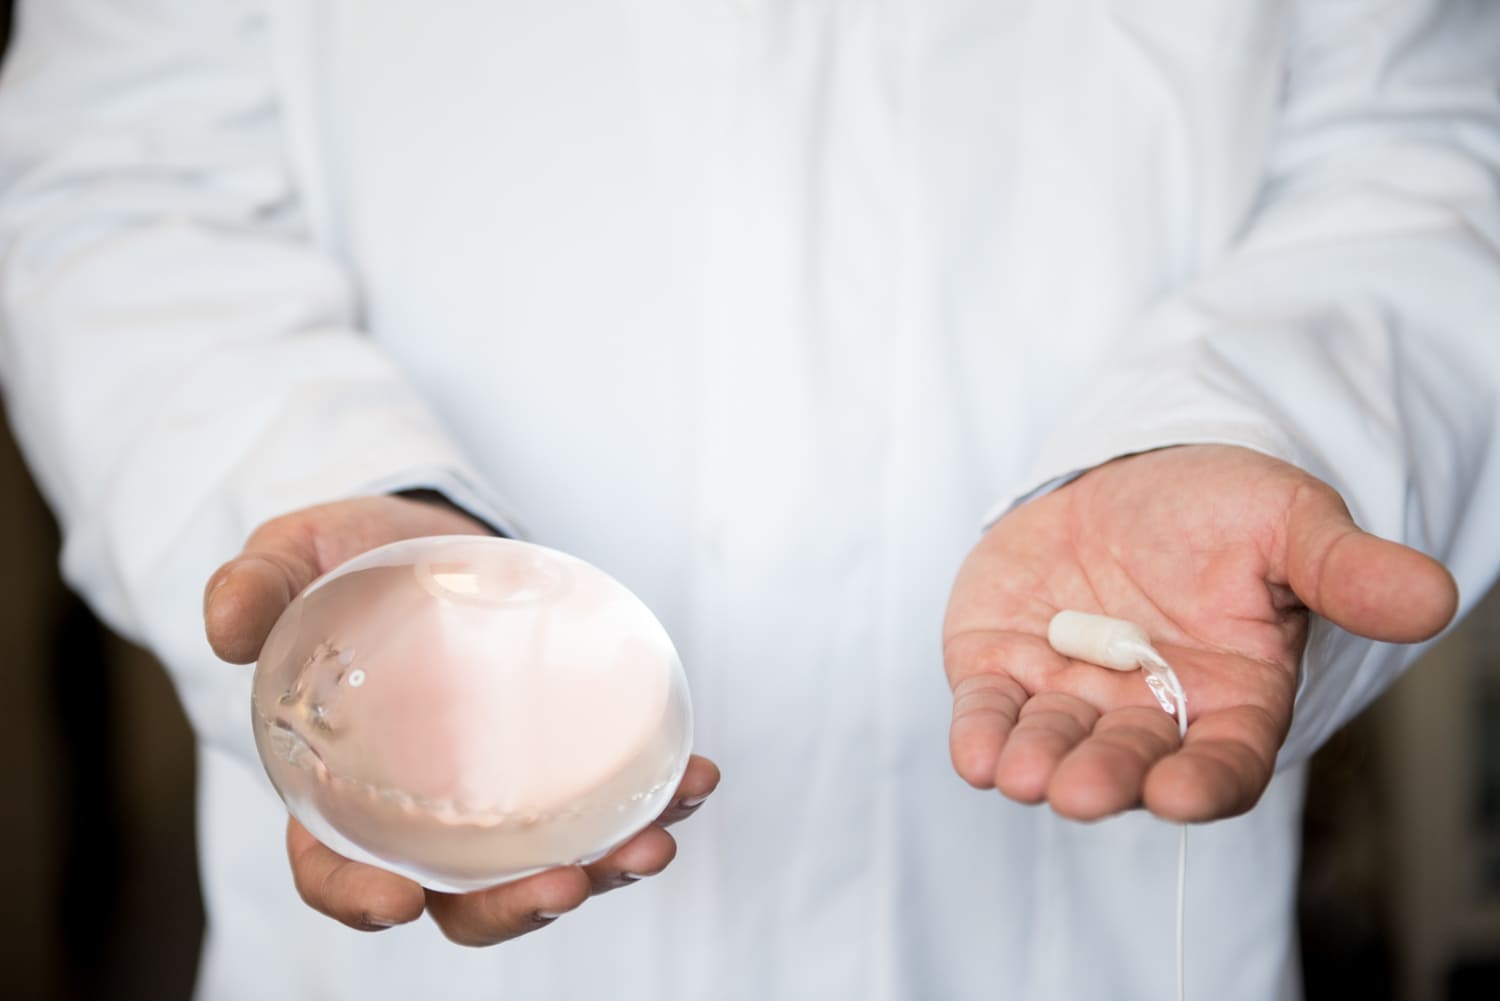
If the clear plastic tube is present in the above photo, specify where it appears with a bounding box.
[1046,612,1188,1001]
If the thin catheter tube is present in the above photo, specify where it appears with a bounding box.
[1046,611,1189,1001]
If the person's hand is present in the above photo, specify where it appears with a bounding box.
[943,445,1456,824]
[204,494,720,944]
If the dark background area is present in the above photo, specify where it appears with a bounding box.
[0,4,1497,999]
[0,420,202,1001]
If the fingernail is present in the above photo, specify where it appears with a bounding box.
[364,915,400,929]
[619,872,645,883]
[205,567,234,606]
[534,911,564,923]
[678,794,709,810]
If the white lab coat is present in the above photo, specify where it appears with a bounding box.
[1,1,1497,999]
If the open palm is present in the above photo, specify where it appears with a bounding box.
[943,445,1457,823]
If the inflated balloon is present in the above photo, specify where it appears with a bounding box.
[250,536,693,892]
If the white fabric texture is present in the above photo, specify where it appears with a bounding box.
[0,2,1496,999]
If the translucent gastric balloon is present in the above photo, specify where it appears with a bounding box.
[250,536,693,893]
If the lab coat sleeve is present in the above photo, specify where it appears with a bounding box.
[1001,0,1500,768]
[0,0,523,766]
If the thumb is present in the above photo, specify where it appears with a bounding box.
[1284,483,1458,645]
[203,520,323,665]
[202,494,495,665]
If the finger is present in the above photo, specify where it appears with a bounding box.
[286,819,425,931]
[1142,704,1287,822]
[993,693,1099,804]
[1285,483,1458,645]
[581,825,678,894]
[943,630,1076,790]
[425,867,592,947]
[204,554,316,663]
[205,497,501,665]
[948,673,1029,789]
[204,516,324,663]
[654,754,721,827]
[1046,707,1182,821]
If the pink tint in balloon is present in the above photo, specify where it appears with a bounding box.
[250,536,693,892]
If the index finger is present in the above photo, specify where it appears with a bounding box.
[1142,704,1288,822]
[286,818,426,931]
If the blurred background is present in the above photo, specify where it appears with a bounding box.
[0,5,1498,1000]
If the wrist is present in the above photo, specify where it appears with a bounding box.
[391,488,505,537]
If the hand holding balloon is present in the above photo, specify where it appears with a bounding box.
[251,535,694,893]
[207,501,720,948]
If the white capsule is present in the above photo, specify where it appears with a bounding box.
[1046,610,1155,672]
